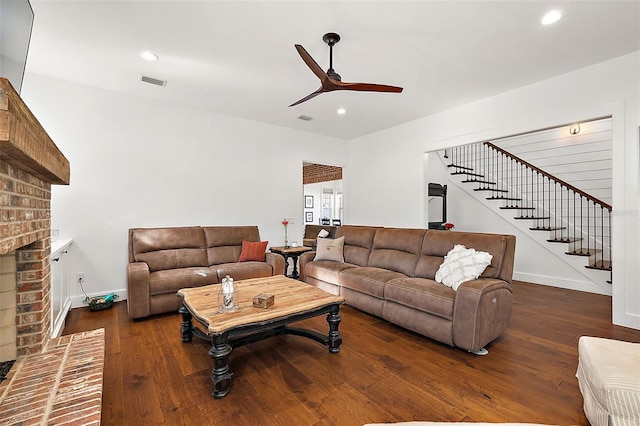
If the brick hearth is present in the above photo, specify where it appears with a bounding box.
[0,328,104,425]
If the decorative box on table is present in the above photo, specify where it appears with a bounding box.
[253,293,275,309]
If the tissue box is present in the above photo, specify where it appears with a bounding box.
[252,293,274,309]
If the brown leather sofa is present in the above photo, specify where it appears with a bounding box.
[127,226,285,319]
[302,224,338,248]
[299,225,516,353]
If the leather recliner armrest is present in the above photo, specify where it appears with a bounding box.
[265,252,286,276]
[127,262,151,319]
[452,278,513,353]
[298,251,316,282]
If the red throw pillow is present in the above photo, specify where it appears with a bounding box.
[238,240,268,262]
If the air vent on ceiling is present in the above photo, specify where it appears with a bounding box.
[297,115,314,121]
[140,74,167,87]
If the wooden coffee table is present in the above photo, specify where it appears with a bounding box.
[177,275,344,398]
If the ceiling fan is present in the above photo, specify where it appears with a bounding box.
[289,32,403,107]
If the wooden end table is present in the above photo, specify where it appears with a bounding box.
[177,275,344,399]
[269,245,312,279]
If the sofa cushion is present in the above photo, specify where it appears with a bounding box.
[339,267,407,298]
[385,277,456,320]
[131,227,208,272]
[335,225,380,266]
[415,230,508,280]
[314,236,345,262]
[368,228,425,276]
[214,262,274,281]
[204,226,261,265]
[149,267,217,296]
[305,260,358,283]
[435,245,493,290]
[238,240,268,262]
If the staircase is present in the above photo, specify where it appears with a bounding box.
[443,142,612,286]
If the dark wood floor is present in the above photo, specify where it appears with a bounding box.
[62,281,640,426]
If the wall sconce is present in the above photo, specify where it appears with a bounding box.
[569,123,581,135]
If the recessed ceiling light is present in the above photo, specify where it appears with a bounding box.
[141,51,159,61]
[337,108,346,115]
[541,10,562,25]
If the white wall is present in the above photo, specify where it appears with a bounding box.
[19,52,640,329]
[347,51,640,329]
[20,73,345,305]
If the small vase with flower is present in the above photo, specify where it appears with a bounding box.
[282,219,289,248]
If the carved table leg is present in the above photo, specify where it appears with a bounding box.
[179,306,193,343]
[289,254,301,279]
[326,305,342,353]
[209,332,233,398]
[283,254,292,277]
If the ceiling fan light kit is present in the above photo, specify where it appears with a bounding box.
[289,32,403,107]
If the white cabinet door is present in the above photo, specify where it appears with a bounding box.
[50,240,72,338]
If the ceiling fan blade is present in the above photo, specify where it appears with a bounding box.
[289,88,324,107]
[294,44,328,83]
[290,35,403,106]
[336,81,403,93]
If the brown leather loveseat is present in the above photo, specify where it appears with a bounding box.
[127,226,285,319]
[299,225,516,353]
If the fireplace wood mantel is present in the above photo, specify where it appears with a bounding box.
[0,78,70,185]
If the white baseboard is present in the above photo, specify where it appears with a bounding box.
[513,272,611,296]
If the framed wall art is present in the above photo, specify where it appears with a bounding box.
[305,195,314,208]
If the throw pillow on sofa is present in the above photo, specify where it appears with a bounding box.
[317,228,330,238]
[238,240,268,262]
[314,236,345,262]
[435,244,493,290]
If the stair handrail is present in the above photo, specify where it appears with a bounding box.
[484,142,612,211]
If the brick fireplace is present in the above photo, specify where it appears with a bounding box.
[0,78,105,425]
[0,77,70,361]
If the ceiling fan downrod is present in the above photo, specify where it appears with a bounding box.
[323,32,341,81]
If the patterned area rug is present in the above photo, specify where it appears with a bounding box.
[0,360,16,384]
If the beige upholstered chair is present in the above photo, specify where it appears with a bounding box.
[576,336,640,426]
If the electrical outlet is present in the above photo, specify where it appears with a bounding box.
[76,272,85,283]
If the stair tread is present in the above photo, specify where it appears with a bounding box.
[499,206,536,210]
[447,164,474,171]
[452,171,484,177]
[474,188,509,193]
[586,261,612,271]
[566,249,603,256]
[530,226,566,231]
[514,216,550,220]
[462,179,496,185]
[487,197,522,201]
[547,237,582,243]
